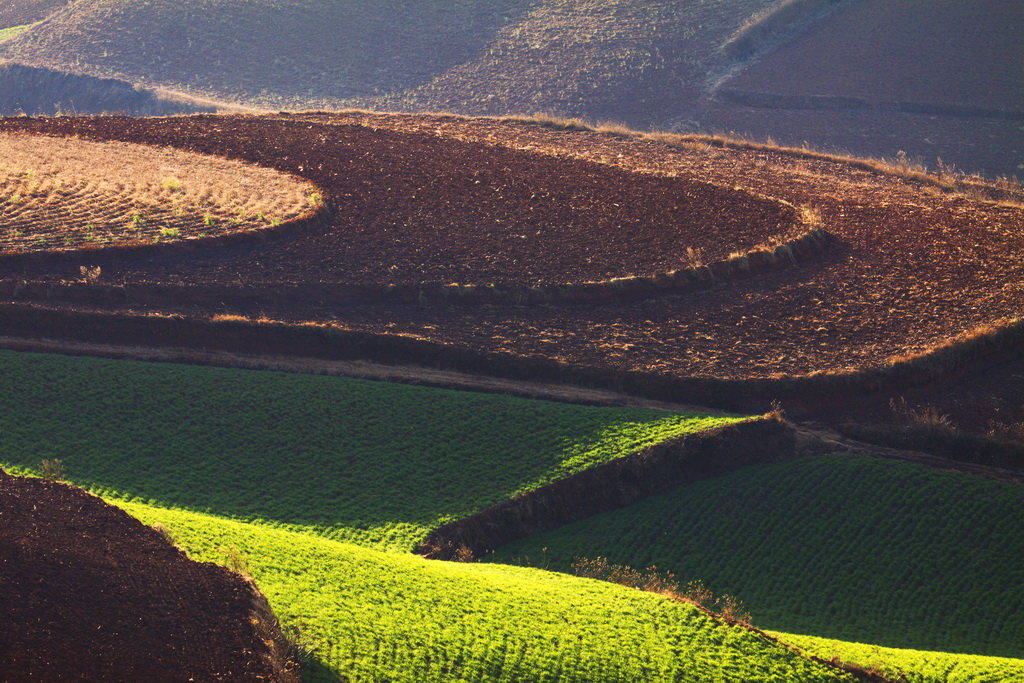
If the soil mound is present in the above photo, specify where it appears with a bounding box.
[0,468,297,681]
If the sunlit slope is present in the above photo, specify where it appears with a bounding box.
[493,454,1024,658]
[118,500,853,682]
[776,633,1024,683]
[0,349,738,549]
[0,0,779,124]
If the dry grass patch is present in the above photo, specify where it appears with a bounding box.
[0,132,315,252]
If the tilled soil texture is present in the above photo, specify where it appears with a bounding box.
[0,131,313,252]
[0,117,795,287]
[1,112,1022,383]
[0,469,297,681]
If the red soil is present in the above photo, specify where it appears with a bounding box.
[0,112,1021,384]
[0,469,297,681]
[1,117,794,286]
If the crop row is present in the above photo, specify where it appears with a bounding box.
[0,349,738,549]
[492,454,1024,657]
[117,500,852,682]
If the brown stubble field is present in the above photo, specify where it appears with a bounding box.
[0,112,1021,427]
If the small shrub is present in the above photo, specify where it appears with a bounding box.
[79,265,102,282]
[40,458,65,480]
[162,177,183,192]
[159,227,181,238]
[203,214,216,227]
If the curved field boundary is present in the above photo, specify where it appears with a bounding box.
[718,0,851,62]
[716,88,1024,122]
[0,304,1019,420]
[0,201,334,268]
[0,226,833,309]
[415,416,796,560]
[413,226,832,306]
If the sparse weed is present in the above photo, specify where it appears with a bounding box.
[39,458,65,480]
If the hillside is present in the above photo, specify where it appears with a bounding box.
[0,62,215,116]
[492,454,1024,658]
[113,499,857,682]
[704,0,1024,177]
[0,0,73,28]
[1,0,1018,175]
[0,469,296,681]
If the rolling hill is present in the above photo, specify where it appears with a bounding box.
[1,0,1019,175]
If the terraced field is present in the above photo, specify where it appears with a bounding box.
[0,132,314,252]
[116,500,855,682]
[0,348,736,549]
[0,113,1020,395]
[492,454,1024,658]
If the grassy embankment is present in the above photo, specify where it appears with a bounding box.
[493,454,1024,658]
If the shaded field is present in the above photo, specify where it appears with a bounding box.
[0,61,216,116]
[723,0,1023,114]
[0,470,296,681]
[114,499,855,682]
[0,131,313,252]
[0,348,736,549]
[0,0,72,27]
[1,113,1020,386]
[706,0,1024,178]
[492,454,1024,657]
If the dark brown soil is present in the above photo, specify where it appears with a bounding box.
[0,469,297,681]
[1,112,1021,386]
[0,116,794,287]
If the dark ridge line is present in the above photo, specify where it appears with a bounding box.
[414,416,795,560]
[716,88,1024,122]
[0,228,834,309]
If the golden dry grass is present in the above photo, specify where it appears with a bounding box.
[0,132,316,252]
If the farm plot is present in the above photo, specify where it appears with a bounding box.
[116,499,855,682]
[0,132,314,252]
[492,454,1024,658]
[0,113,1020,385]
[0,348,738,550]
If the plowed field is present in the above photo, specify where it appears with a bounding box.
[1,112,1021,384]
[0,469,296,681]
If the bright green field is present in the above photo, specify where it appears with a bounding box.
[775,633,1024,683]
[0,349,738,549]
[492,454,1024,658]
[118,499,852,682]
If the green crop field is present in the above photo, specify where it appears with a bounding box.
[775,633,1024,683]
[0,348,738,549]
[117,499,853,682]
[492,454,1024,658]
